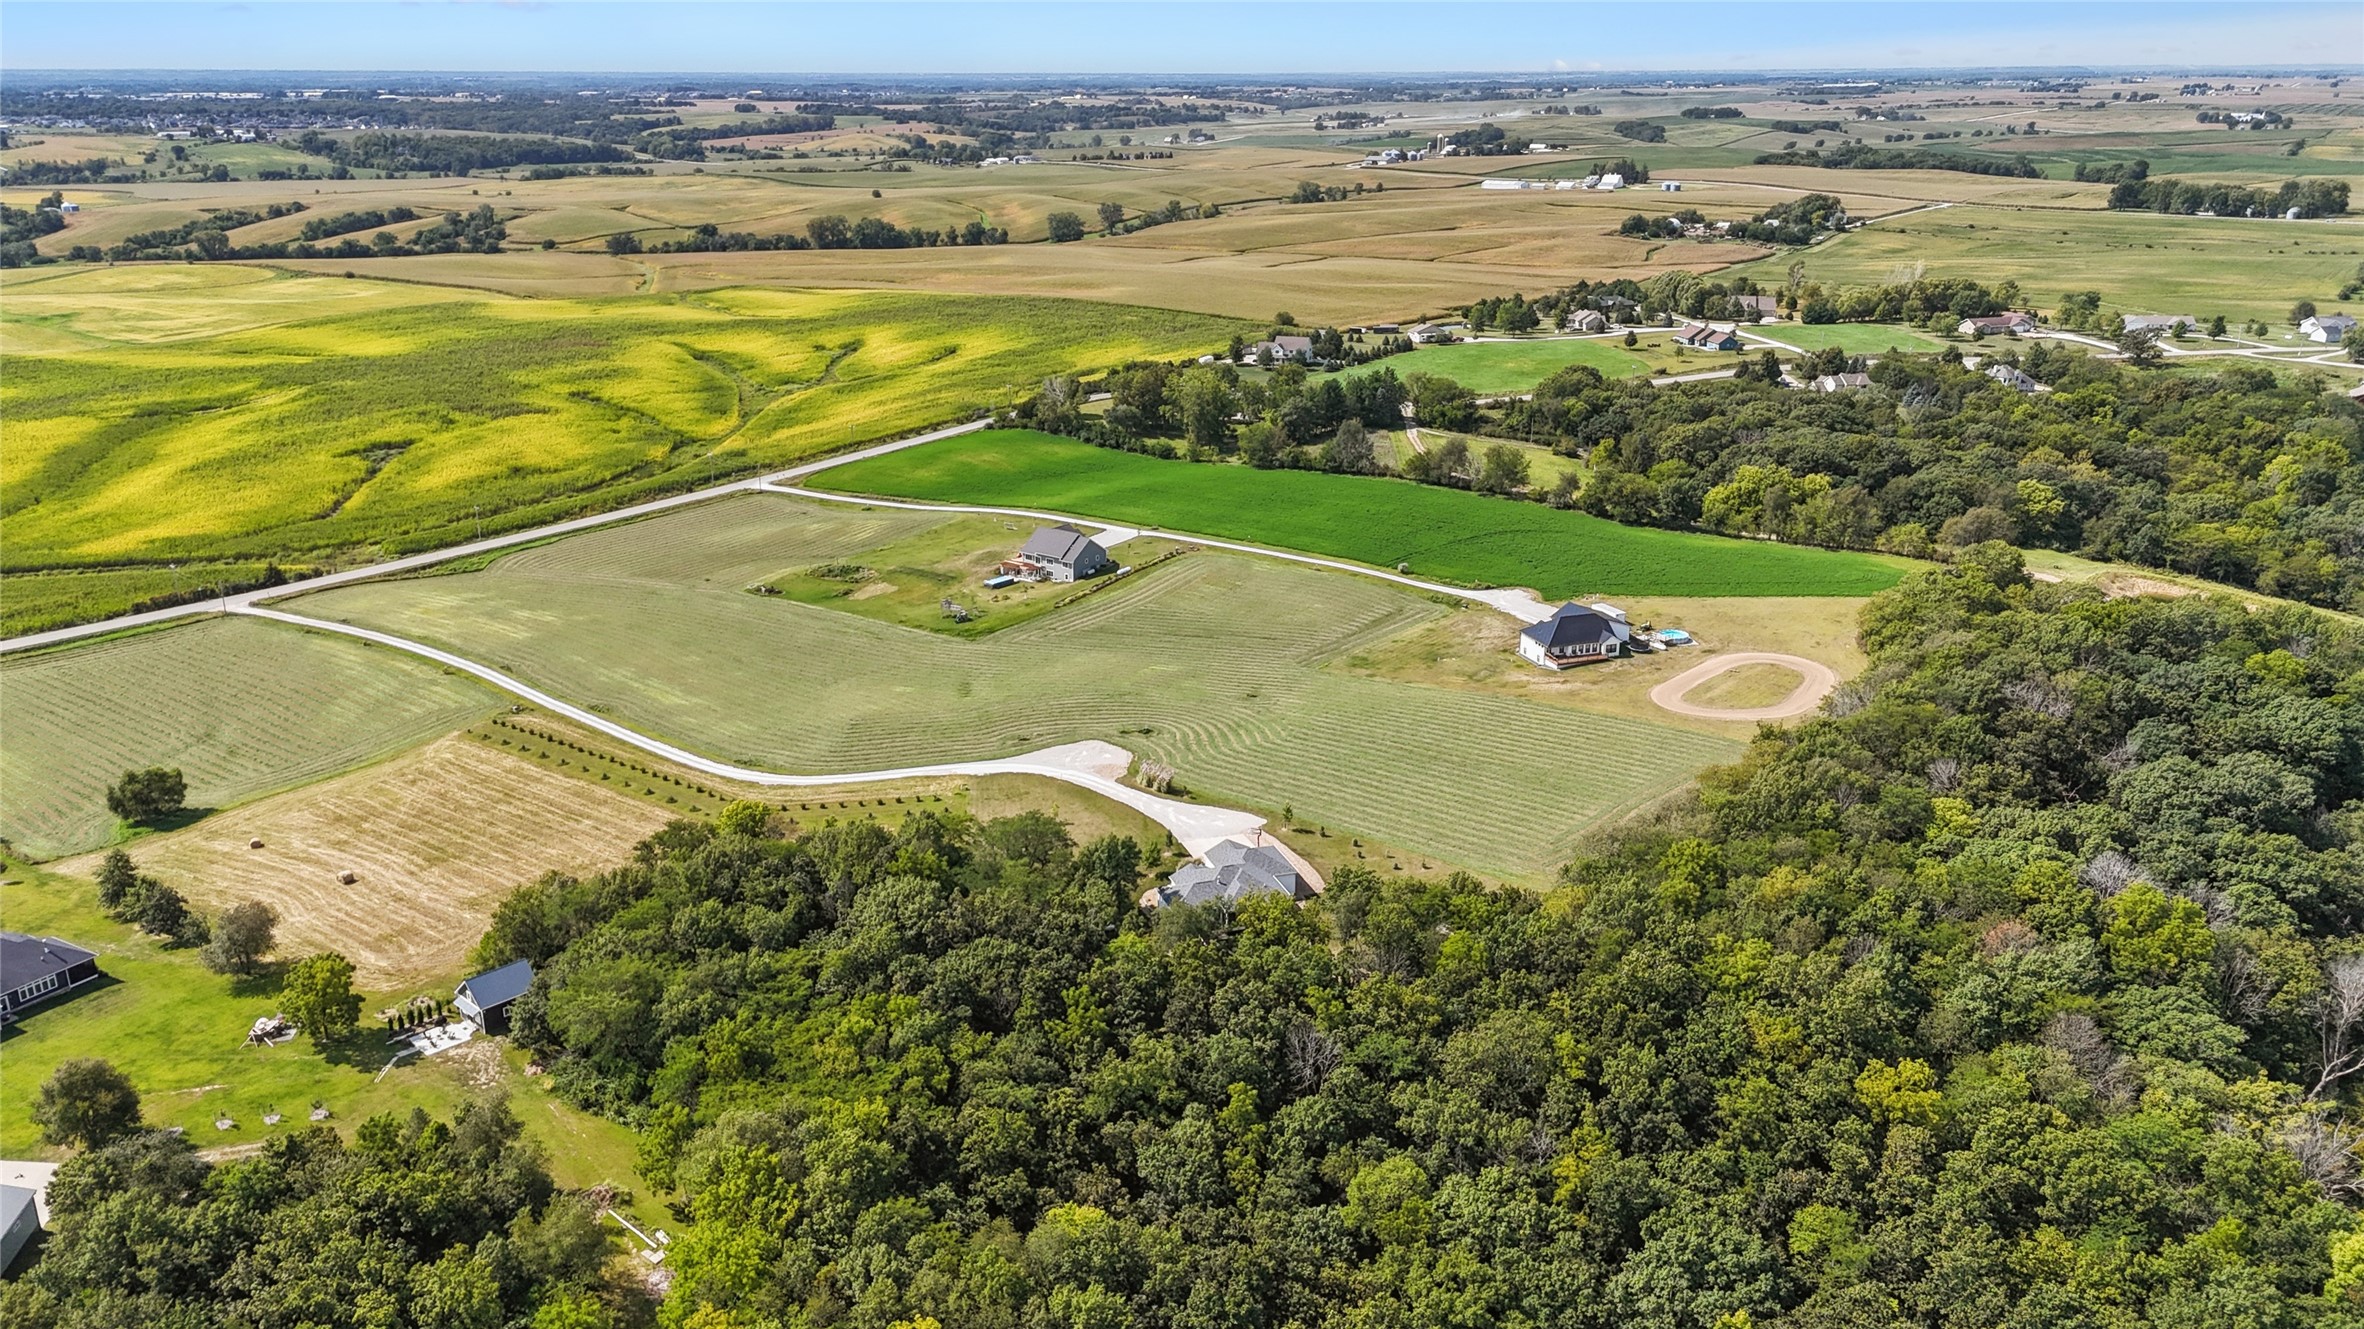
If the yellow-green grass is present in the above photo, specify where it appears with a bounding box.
[1341,337,1653,392]
[287,493,1744,883]
[1401,429,1584,489]
[0,860,651,1200]
[1746,322,1947,355]
[0,282,1249,590]
[1,561,307,639]
[1726,203,2364,325]
[762,515,1191,636]
[0,616,497,859]
[816,430,1912,599]
[1683,661,1810,709]
[0,262,479,349]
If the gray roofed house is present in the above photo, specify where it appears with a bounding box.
[1151,838,1308,908]
[1245,334,1315,364]
[1985,363,2043,393]
[454,958,534,1033]
[2121,314,2194,333]
[1810,372,1872,393]
[1517,602,1628,670]
[1006,524,1112,583]
[0,931,102,1025]
[0,1184,37,1274]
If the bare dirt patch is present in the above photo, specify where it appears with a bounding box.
[59,732,676,988]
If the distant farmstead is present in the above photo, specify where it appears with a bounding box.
[1002,524,1112,583]
[0,931,103,1025]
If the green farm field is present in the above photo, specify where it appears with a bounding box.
[816,430,1913,598]
[0,616,497,858]
[285,493,1743,883]
[0,271,1248,631]
[1729,203,2364,324]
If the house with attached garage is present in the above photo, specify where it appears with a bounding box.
[2300,313,2356,343]
[1147,837,1310,908]
[1243,334,1315,364]
[1957,312,2036,337]
[1517,602,1632,669]
[1002,524,1111,583]
[0,932,103,1026]
[1672,321,1744,351]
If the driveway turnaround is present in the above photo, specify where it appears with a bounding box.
[1648,651,1839,723]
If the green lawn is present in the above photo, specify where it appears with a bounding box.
[814,430,1911,599]
[1340,336,1654,393]
[285,493,1744,883]
[760,513,1190,636]
[1,616,497,859]
[0,859,657,1224]
[1742,323,1946,355]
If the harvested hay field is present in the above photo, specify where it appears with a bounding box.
[55,732,676,988]
[1,616,497,859]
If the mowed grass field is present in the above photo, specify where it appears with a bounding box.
[0,616,497,858]
[1728,204,2364,325]
[816,430,1912,598]
[1344,337,1655,391]
[0,271,1249,632]
[287,494,1742,883]
[52,733,677,988]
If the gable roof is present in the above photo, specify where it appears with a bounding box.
[0,932,96,994]
[457,958,534,1010]
[1520,602,1621,650]
[1019,524,1104,565]
[1156,838,1304,907]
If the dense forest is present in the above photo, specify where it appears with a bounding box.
[1016,346,2363,613]
[2,1099,623,1327]
[1496,351,2364,611]
[13,557,2364,1326]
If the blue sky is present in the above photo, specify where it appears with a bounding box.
[2,2,2356,75]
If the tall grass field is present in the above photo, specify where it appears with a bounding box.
[816,430,1912,598]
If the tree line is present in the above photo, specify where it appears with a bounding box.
[2107,176,2350,219]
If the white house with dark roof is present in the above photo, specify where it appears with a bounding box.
[1149,837,1309,908]
[1517,602,1630,669]
[1003,525,1111,583]
[2300,313,2356,343]
[0,932,102,1026]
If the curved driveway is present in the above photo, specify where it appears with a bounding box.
[1648,651,1838,722]
[234,605,1270,858]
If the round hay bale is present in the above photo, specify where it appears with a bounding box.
[337,869,357,885]
[249,838,265,849]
